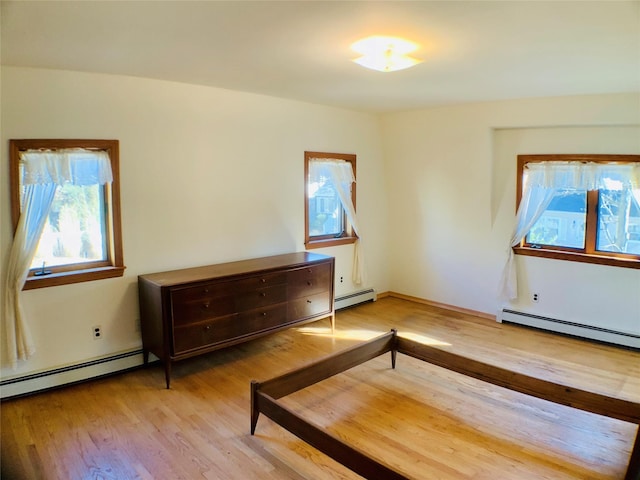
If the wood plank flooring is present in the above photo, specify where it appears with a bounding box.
[2,297,639,479]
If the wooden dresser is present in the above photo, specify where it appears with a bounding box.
[138,252,335,387]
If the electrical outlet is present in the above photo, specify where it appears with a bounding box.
[93,325,103,339]
[532,293,540,303]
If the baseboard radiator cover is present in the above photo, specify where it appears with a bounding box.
[335,288,376,311]
[0,349,144,400]
[501,309,640,349]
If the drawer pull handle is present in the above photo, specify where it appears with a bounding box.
[307,281,312,286]
[261,312,267,316]
[203,288,210,293]
[203,303,210,309]
[307,300,312,304]
[204,325,211,331]
[307,269,312,273]
[260,292,266,297]
[261,278,266,283]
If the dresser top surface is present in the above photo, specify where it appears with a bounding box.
[138,252,333,287]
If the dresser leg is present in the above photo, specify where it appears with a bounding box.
[330,312,335,333]
[164,361,172,389]
[250,380,260,434]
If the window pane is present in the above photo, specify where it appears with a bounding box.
[30,184,107,269]
[308,171,344,237]
[597,189,640,255]
[526,191,586,248]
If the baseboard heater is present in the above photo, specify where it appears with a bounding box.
[0,349,144,400]
[501,309,640,349]
[335,288,376,311]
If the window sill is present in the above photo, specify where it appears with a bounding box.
[305,236,358,250]
[23,266,126,290]
[513,247,639,269]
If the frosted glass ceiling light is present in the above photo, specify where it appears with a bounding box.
[351,36,422,72]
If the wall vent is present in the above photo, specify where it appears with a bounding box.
[501,309,640,349]
[335,288,376,311]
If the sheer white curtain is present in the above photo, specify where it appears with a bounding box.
[4,149,112,368]
[310,159,366,284]
[629,163,640,210]
[500,161,640,300]
[499,185,557,299]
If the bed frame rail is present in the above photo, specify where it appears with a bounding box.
[254,389,410,479]
[251,329,640,480]
[396,336,640,425]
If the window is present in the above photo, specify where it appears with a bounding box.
[9,139,125,289]
[514,154,640,268]
[304,151,358,249]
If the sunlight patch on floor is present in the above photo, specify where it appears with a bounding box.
[399,331,451,346]
[294,326,451,346]
[295,326,385,342]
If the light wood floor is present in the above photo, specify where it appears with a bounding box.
[2,297,639,479]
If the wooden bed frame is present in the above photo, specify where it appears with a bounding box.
[250,330,640,480]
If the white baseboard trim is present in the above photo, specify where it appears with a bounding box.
[501,309,640,349]
[1,349,144,400]
[335,288,376,310]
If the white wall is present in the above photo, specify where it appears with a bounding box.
[2,66,638,392]
[381,93,640,334]
[0,66,390,382]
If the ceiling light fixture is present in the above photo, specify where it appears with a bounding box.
[351,35,422,72]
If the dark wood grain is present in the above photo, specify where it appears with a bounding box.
[256,330,396,400]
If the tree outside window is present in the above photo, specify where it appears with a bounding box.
[9,139,125,289]
[304,151,357,249]
[515,154,640,268]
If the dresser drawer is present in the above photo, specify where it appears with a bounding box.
[233,272,287,291]
[237,303,289,335]
[173,314,238,354]
[287,292,331,320]
[171,282,235,304]
[235,284,287,311]
[171,271,287,305]
[287,262,332,299]
[171,294,236,326]
[173,303,287,354]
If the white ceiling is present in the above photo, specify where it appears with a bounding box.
[2,1,639,113]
